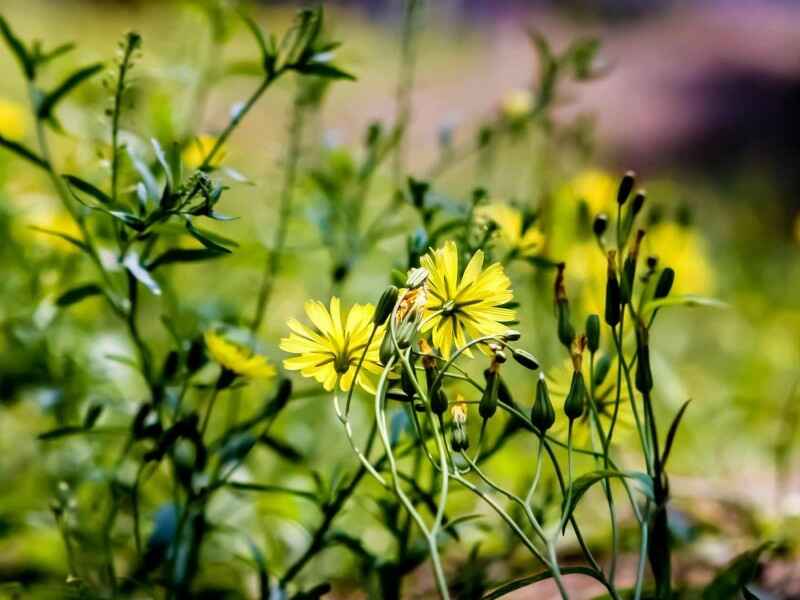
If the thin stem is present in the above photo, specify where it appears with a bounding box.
[201,387,220,435]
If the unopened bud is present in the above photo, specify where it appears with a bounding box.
[379,332,395,364]
[512,349,539,370]
[605,251,621,327]
[396,320,417,349]
[406,267,429,289]
[586,314,600,354]
[531,373,555,433]
[631,190,646,216]
[480,368,499,420]
[504,329,521,341]
[617,171,636,205]
[635,325,653,393]
[431,388,448,415]
[374,286,399,326]
[654,267,675,299]
[564,370,587,421]
[555,263,575,349]
[593,213,609,237]
[493,350,507,364]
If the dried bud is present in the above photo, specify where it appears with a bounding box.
[451,397,468,425]
[593,213,609,237]
[512,349,539,370]
[374,285,399,326]
[617,171,636,205]
[605,251,621,327]
[531,373,556,432]
[654,267,675,299]
[586,314,600,354]
[564,370,587,421]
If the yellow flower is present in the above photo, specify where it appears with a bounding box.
[18,206,83,253]
[643,222,714,295]
[183,134,224,169]
[501,89,533,122]
[0,98,26,141]
[280,297,385,393]
[563,169,617,216]
[548,356,636,449]
[420,240,515,359]
[204,331,276,379]
[476,203,545,258]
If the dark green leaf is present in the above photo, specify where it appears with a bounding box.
[29,226,88,252]
[184,219,233,253]
[219,433,257,465]
[562,470,653,531]
[294,61,355,80]
[146,248,226,271]
[239,10,268,64]
[63,174,111,205]
[83,404,104,429]
[37,62,103,119]
[38,426,85,440]
[56,283,103,307]
[228,481,319,504]
[702,543,771,600]
[0,16,33,78]
[37,42,76,66]
[0,134,49,170]
[258,433,304,462]
[245,537,269,600]
[109,210,146,231]
[661,399,691,469]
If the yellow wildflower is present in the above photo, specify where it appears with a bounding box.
[0,98,26,141]
[204,331,276,379]
[420,240,515,359]
[563,169,617,216]
[500,89,533,122]
[643,222,714,295]
[280,297,385,393]
[476,203,545,258]
[182,134,224,169]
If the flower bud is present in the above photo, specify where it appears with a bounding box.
[379,331,395,365]
[593,213,609,237]
[654,267,675,299]
[586,314,600,354]
[564,370,587,421]
[617,171,636,205]
[531,373,555,433]
[635,326,653,393]
[187,336,207,372]
[401,361,418,398]
[374,285,399,326]
[555,263,575,349]
[605,252,621,327]
[631,190,646,216]
[504,329,521,341]
[493,350,507,364]
[512,349,539,370]
[396,320,417,349]
[431,388,448,415]
[592,352,612,387]
[480,367,499,420]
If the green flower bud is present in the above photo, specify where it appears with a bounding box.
[617,171,636,205]
[531,373,555,432]
[654,267,675,299]
[593,213,609,237]
[631,190,646,216]
[379,332,395,365]
[431,389,448,415]
[187,336,207,372]
[564,370,587,421]
[504,329,521,341]
[635,327,653,393]
[396,320,417,349]
[557,300,575,349]
[592,353,612,387]
[480,368,499,420]
[374,285,399,326]
[586,314,600,354]
[605,253,621,327]
[512,349,539,370]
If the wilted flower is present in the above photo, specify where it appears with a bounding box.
[204,331,276,379]
[280,297,385,393]
[420,241,515,359]
[476,203,545,258]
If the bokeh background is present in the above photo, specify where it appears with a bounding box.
[1,0,799,598]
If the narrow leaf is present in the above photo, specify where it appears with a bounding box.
[294,61,355,80]
[562,470,653,531]
[0,16,33,78]
[184,219,233,254]
[0,134,49,170]
[238,10,268,64]
[228,481,319,503]
[702,543,771,600]
[29,226,88,252]
[37,63,103,119]
[63,174,112,205]
[109,210,146,231]
[643,294,729,315]
[147,248,226,271]
[123,252,162,295]
[56,283,103,307]
[661,399,691,468]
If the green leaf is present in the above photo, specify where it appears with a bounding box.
[702,543,771,600]
[123,252,161,295]
[37,62,103,119]
[227,481,320,504]
[643,294,729,315]
[151,138,181,191]
[0,134,49,170]
[562,470,653,530]
[37,426,86,440]
[661,399,691,469]
[245,537,269,600]
[37,42,76,67]
[184,219,233,254]
[146,247,226,271]
[238,10,268,65]
[127,148,160,204]
[63,174,111,205]
[83,403,103,429]
[294,61,355,80]
[109,210,146,231]
[29,226,88,253]
[482,566,608,599]
[0,15,33,78]
[56,283,103,307]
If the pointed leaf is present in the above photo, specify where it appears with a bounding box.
[562,470,653,531]
[0,16,33,78]
[63,174,111,205]
[146,247,226,271]
[702,543,771,600]
[0,135,49,170]
[37,63,103,119]
[29,226,88,253]
[56,283,103,307]
[661,399,691,469]
[184,219,233,254]
[238,10,268,64]
[294,61,355,80]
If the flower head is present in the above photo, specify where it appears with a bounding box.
[420,240,515,359]
[476,203,545,258]
[280,297,385,393]
[204,331,276,379]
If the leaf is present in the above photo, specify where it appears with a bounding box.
[29,226,87,252]
[562,470,653,531]
[643,294,729,315]
[56,283,103,307]
[37,42,76,66]
[294,61,355,80]
[228,481,319,504]
[146,248,226,271]
[661,399,691,469]
[482,566,605,599]
[245,537,269,600]
[37,426,85,440]
[442,513,485,532]
[37,63,103,119]
[702,543,771,600]
[63,174,112,205]
[0,15,33,78]
[218,433,257,466]
[109,210,146,231]
[151,138,180,191]
[239,10,268,64]
[83,403,103,429]
[123,252,162,295]
[0,134,49,170]
[184,219,233,254]
[127,148,160,204]
[259,433,304,462]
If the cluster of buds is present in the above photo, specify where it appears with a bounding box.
[379,268,429,364]
[450,397,469,451]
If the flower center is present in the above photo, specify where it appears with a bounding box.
[334,352,350,374]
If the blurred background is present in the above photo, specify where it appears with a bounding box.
[1,0,799,598]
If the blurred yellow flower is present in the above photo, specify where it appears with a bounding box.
[643,222,714,295]
[563,169,617,216]
[182,134,224,169]
[280,297,385,393]
[204,331,276,379]
[500,89,533,122]
[18,208,83,253]
[0,97,26,141]
[548,356,635,448]
[420,240,515,359]
[476,203,545,258]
